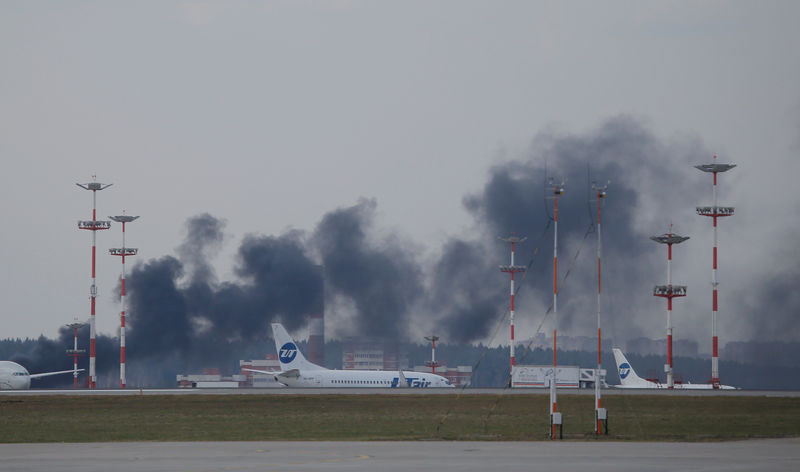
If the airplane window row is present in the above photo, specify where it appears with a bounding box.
[331,379,391,385]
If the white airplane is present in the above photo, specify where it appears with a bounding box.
[612,347,736,390]
[244,323,455,388]
[0,361,82,390]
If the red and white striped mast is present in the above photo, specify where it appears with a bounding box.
[109,213,139,389]
[499,234,526,376]
[424,335,441,374]
[65,318,86,388]
[549,178,564,440]
[77,177,112,389]
[695,155,735,388]
[651,225,689,389]
[592,181,608,434]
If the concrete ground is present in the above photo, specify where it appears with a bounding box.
[2,438,799,472]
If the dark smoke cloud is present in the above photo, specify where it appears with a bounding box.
[11,116,728,386]
[429,239,505,343]
[434,116,709,343]
[122,216,323,383]
[314,199,424,340]
[176,213,225,284]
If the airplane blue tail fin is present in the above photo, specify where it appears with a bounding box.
[271,323,324,371]
[612,347,646,386]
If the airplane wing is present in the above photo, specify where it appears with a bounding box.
[242,368,299,378]
[29,369,83,379]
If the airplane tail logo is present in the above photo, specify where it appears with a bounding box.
[618,362,631,379]
[271,322,322,371]
[279,342,298,364]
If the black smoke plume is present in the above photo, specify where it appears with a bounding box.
[11,116,730,386]
[314,199,424,340]
[122,215,323,382]
[432,116,708,343]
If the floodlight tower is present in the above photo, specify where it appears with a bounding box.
[109,214,139,389]
[424,335,441,374]
[77,177,112,388]
[549,178,564,440]
[695,155,736,388]
[651,226,689,389]
[65,318,86,389]
[592,181,609,434]
[499,234,526,375]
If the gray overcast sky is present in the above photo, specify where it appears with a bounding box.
[1,1,799,347]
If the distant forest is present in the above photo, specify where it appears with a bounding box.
[4,337,798,390]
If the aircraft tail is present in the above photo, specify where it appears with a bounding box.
[612,347,647,386]
[271,323,325,371]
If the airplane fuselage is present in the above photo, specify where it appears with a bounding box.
[613,381,737,390]
[275,369,453,388]
[0,361,32,390]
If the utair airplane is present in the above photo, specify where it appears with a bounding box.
[0,361,81,390]
[244,323,455,388]
[612,347,736,389]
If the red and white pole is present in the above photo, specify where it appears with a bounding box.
[510,240,517,368]
[695,156,735,389]
[77,179,112,389]
[651,229,688,389]
[120,221,127,388]
[66,320,85,389]
[73,325,80,388]
[712,169,720,386]
[431,337,437,374]
[667,242,673,385]
[90,193,97,387]
[499,235,526,377]
[594,183,607,434]
[550,181,564,439]
[110,214,139,389]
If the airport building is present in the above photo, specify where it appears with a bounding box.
[412,364,473,388]
[511,365,608,389]
[176,368,248,388]
[341,338,408,371]
[176,355,283,388]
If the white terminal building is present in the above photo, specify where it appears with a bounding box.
[511,365,608,389]
[177,355,282,388]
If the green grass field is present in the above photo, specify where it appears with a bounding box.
[1,394,799,442]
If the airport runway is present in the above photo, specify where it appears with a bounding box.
[3,387,800,396]
[2,439,799,472]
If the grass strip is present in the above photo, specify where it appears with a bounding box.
[1,394,798,442]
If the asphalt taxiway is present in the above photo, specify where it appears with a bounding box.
[2,387,799,396]
[2,439,799,472]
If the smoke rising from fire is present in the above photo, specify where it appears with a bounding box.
[15,116,786,386]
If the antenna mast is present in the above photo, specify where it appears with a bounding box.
[109,213,139,388]
[695,155,736,388]
[76,177,112,388]
[592,181,609,434]
[499,234,526,376]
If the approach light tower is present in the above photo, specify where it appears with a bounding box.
[695,155,736,389]
[65,318,86,389]
[651,226,689,389]
[549,178,565,440]
[109,214,139,389]
[499,234,526,376]
[77,177,112,388]
[592,181,609,434]
[424,335,441,374]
